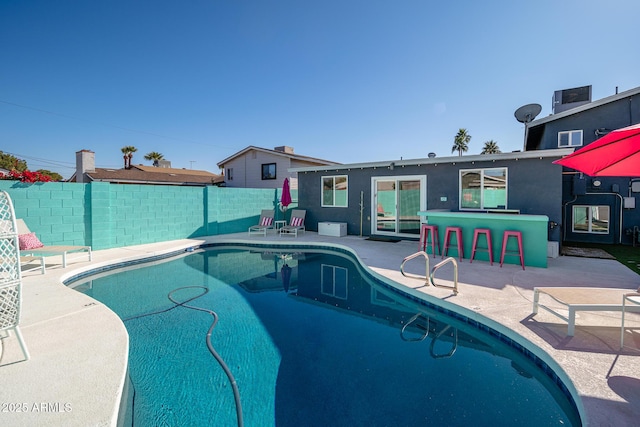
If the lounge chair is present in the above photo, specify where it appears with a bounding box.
[532,286,640,336]
[280,209,306,237]
[248,210,275,236]
[16,219,92,269]
[20,255,46,274]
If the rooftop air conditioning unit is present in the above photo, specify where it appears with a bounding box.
[552,85,592,114]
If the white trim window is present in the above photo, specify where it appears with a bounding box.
[321,264,348,299]
[460,168,507,210]
[322,175,348,207]
[558,130,583,148]
[572,205,609,234]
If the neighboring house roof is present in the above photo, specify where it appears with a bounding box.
[216,146,340,168]
[70,165,223,186]
[528,86,640,127]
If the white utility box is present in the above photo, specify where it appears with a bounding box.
[547,241,559,258]
[318,222,347,237]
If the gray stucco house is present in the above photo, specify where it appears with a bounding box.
[524,85,640,245]
[291,149,571,245]
[217,146,339,190]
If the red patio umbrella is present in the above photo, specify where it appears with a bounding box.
[553,123,640,177]
[280,178,292,211]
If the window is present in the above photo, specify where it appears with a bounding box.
[226,168,233,180]
[322,175,348,207]
[262,163,276,180]
[572,205,609,234]
[558,130,583,147]
[460,168,507,210]
[321,264,348,299]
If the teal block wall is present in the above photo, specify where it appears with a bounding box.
[0,181,289,250]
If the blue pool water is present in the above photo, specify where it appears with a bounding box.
[68,245,580,426]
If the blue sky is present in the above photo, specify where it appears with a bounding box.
[1,0,639,179]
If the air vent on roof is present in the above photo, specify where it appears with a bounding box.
[552,85,592,114]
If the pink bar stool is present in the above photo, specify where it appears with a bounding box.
[470,228,493,265]
[442,226,464,261]
[419,224,440,257]
[500,230,525,270]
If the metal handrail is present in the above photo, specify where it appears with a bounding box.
[430,257,458,295]
[430,325,458,359]
[400,312,430,342]
[400,251,430,283]
[400,251,458,295]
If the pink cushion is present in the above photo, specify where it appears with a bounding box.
[291,217,303,227]
[260,217,273,226]
[19,233,44,250]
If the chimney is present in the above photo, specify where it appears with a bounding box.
[75,150,95,183]
[274,146,294,154]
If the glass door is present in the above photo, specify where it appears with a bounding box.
[372,176,426,236]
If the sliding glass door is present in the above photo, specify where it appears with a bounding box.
[372,176,426,236]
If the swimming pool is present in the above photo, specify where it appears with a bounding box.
[67,244,580,426]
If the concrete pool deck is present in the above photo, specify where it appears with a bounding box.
[1,232,640,426]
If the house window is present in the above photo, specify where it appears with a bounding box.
[572,205,609,234]
[460,168,507,210]
[262,163,276,180]
[558,130,583,147]
[322,175,348,207]
[227,168,233,180]
[321,264,348,299]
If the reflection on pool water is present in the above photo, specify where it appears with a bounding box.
[68,245,580,426]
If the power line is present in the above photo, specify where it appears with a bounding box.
[0,99,236,149]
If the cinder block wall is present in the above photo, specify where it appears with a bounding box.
[0,182,296,250]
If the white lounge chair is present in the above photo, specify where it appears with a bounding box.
[280,209,306,237]
[532,286,640,336]
[16,219,92,269]
[248,210,275,236]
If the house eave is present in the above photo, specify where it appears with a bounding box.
[528,86,640,127]
[289,149,575,173]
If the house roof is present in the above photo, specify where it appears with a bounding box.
[528,86,640,127]
[70,165,223,186]
[288,148,575,173]
[217,146,340,167]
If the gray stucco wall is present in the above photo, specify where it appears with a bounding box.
[298,155,564,241]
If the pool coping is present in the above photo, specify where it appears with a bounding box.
[2,233,639,426]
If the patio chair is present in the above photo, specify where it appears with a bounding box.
[16,219,92,269]
[532,286,640,336]
[248,210,275,236]
[280,209,306,237]
[20,255,46,274]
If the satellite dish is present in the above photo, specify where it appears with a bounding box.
[514,103,542,124]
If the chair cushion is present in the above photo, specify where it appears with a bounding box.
[260,217,273,226]
[291,217,303,227]
[19,233,44,250]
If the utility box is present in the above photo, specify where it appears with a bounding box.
[318,222,347,237]
[547,241,559,258]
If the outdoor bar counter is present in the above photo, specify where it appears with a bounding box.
[417,210,549,268]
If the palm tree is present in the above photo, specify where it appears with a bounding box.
[481,140,501,154]
[144,152,165,167]
[452,129,471,156]
[120,146,138,169]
